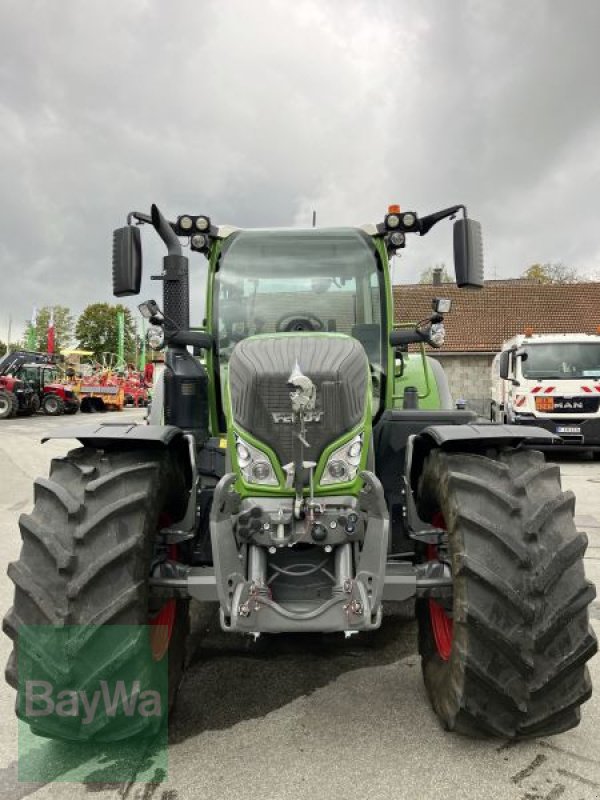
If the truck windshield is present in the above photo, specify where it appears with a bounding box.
[214,227,385,402]
[522,343,600,379]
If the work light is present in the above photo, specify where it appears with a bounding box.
[389,232,406,247]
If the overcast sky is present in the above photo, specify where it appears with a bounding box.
[1,0,599,340]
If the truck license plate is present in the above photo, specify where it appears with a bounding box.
[557,426,581,434]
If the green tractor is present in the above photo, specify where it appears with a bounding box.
[5,203,596,740]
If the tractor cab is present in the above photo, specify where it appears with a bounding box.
[213,227,387,420]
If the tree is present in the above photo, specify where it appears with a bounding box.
[75,303,137,363]
[521,263,579,284]
[419,263,452,284]
[27,306,74,353]
[0,340,6,357]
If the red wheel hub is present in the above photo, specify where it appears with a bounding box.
[427,511,453,661]
[149,540,178,661]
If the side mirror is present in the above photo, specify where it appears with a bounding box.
[453,218,484,288]
[112,226,142,296]
[499,350,510,379]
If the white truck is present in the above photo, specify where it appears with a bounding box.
[491,332,600,455]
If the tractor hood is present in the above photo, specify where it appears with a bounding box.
[228,334,369,472]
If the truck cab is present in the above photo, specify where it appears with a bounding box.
[491,332,600,452]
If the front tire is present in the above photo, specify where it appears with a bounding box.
[416,447,597,738]
[3,446,189,741]
[42,394,64,416]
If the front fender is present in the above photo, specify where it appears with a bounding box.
[407,423,558,492]
[41,423,183,447]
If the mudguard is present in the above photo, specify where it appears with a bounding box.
[41,423,183,447]
[407,423,558,491]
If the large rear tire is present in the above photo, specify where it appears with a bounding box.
[3,446,189,741]
[416,447,597,738]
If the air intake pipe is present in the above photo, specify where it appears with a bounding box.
[151,203,190,340]
[151,204,208,444]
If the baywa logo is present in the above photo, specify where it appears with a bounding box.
[18,624,169,783]
[25,679,162,725]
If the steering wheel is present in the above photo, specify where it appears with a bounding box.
[275,312,326,332]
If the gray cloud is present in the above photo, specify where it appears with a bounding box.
[1,0,599,341]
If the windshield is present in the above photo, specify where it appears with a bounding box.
[521,342,600,379]
[214,228,385,406]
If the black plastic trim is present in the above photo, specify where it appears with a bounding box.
[41,423,183,446]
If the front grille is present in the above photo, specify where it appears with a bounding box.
[228,335,368,466]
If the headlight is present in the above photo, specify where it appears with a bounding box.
[320,433,363,486]
[234,435,278,486]
[429,322,445,348]
[146,326,165,351]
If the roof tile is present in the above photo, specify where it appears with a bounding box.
[393,281,600,352]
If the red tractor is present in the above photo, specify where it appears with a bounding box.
[15,363,79,415]
[0,350,79,418]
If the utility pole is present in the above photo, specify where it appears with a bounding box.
[140,317,146,371]
[312,210,316,228]
[117,309,125,366]
[7,314,11,352]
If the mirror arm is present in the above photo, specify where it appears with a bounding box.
[419,204,466,236]
[169,330,214,349]
[127,211,153,226]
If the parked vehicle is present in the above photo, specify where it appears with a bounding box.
[13,363,79,415]
[4,203,596,741]
[0,350,77,418]
[491,332,600,455]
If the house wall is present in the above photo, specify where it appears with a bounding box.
[434,353,496,416]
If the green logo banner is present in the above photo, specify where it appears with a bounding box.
[17,625,169,783]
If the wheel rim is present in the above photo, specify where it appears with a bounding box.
[0,396,8,414]
[149,535,177,661]
[428,511,453,661]
[46,398,57,413]
[150,597,176,662]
